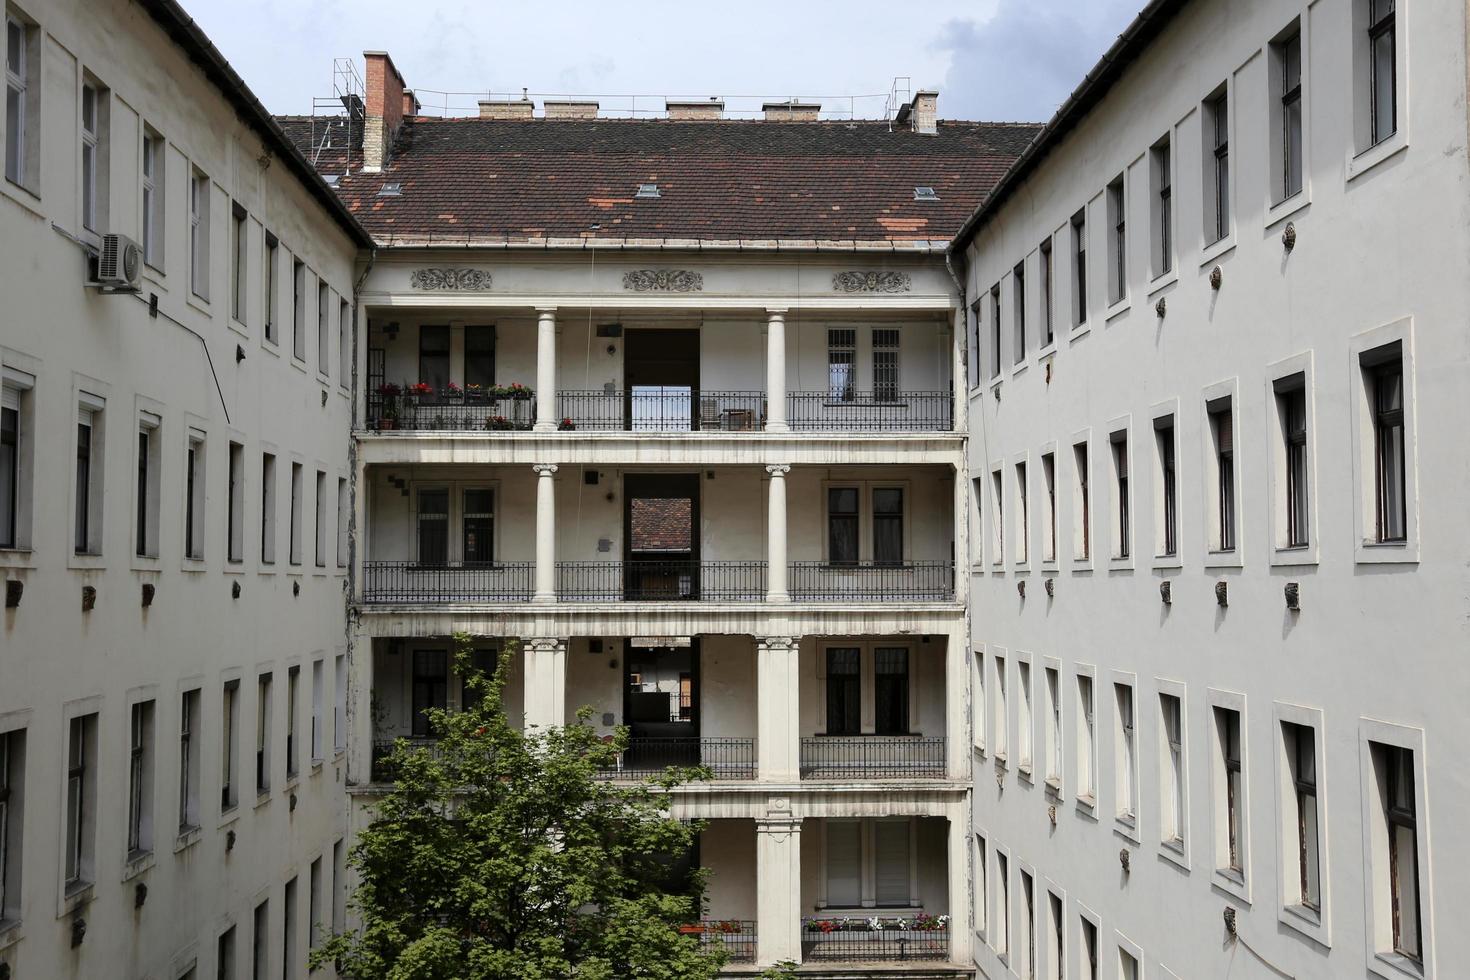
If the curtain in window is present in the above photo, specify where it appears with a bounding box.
[416,489,448,565]
[828,329,855,401]
[874,648,909,735]
[825,819,862,907]
[825,649,860,735]
[827,488,859,564]
[874,819,911,906]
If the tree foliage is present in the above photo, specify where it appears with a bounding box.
[314,633,728,979]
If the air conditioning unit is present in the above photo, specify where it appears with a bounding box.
[95,232,142,291]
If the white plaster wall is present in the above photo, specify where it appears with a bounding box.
[702,819,758,922]
[964,0,1470,977]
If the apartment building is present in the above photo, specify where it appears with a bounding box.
[0,0,369,977]
[275,55,1038,974]
[955,0,1470,978]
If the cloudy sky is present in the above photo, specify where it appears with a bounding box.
[187,0,1140,123]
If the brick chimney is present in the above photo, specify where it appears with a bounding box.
[402,89,421,117]
[363,51,407,172]
[543,99,599,120]
[667,99,724,121]
[762,100,821,122]
[910,90,938,135]
[479,98,534,120]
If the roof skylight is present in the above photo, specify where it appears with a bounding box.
[913,186,939,201]
[378,182,402,197]
[635,183,661,199]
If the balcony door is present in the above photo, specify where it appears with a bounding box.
[624,641,700,768]
[624,473,700,600]
[625,328,699,431]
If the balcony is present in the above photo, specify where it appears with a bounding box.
[558,389,765,432]
[789,561,955,602]
[370,736,445,782]
[556,560,767,602]
[799,736,947,780]
[692,921,756,963]
[594,736,756,780]
[371,390,536,433]
[800,917,950,962]
[788,390,952,432]
[363,560,535,603]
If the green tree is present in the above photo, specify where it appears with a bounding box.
[314,633,728,980]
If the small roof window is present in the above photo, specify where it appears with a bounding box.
[635,183,661,199]
[913,186,939,201]
[378,182,403,197]
[323,174,341,187]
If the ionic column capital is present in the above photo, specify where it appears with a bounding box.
[533,463,559,476]
[764,464,790,478]
[526,637,567,655]
[756,636,799,654]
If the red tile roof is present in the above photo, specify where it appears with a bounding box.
[275,116,1040,248]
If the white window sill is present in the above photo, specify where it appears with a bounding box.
[1270,544,1319,568]
[227,317,250,340]
[1075,794,1097,819]
[1265,189,1312,229]
[181,557,207,573]
[224,562,246,575]
[1044,776,1062,796]
[1,176,43,215]
[0,918,22,952]
[0,547,35,569]
[122,850,156,883]
[1017,764,1033,784]
[261,339,282,358]
[142,264,167,290]
[290,359,310,376]
[1104,298,1131,323]
[1203,548,1242,570]
[255,791,272,809]
[1200,234,1236,268]
[185,292,211,317]
[1113,815,1140,844]
[218,807,241,830]
[1212,867,1251,904]
[1108,555,1134,572]
[1347,131,1409,183]
[1070,555,1093,573]
[1070,322,1092,342]
[1151,554,1182,570]
[1370,951,1426,980]
[1279,902,1329,949]
[58,881,94,918]
[67,552,107,572]
[1159,839,1189,873]
[1355,539,1420,565]
[1036,341,1057,360]
[174,826,203,853]
[1147,269,1178,297]
[1011,361,1029,378]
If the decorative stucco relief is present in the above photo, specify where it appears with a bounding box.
[409,268,494,291]
[832,271,912,293]
[622,269,704,292]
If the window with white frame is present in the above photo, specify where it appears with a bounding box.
[827,328,855,402]
[317,281,330,375]
[1367,738,1423,964]
[967,299,981,387]
[972,650,986,753]
[873,328,900,401]
[1046,891,1063,980]
[1160,693,1185,848]
[338,299,351,383]
[1281,720,1321,914]
[218,925,236,980]
[1106,174,1125,304]
[126,699,155,859]
[309,855,323,952]
[289,462,303,565]
[227,441,244,562]
[190,170,210,299]
[974,834,988,935]
[1014,461,1029,565]
[1110,429,1130,559]
[1041,451,1057,562]
[1272,24,1304,203]
[1072,440,1090,561]
[1012,262,1026,364]
[286,664,300,778]
[292,259,306,360]
[0,727,24,925]
[310,660,324,762]
[1151,136,1172,277]
[337,477,349,567]
[990,469,1004,566]
[821,817,917,909]
[256,672,272,794]
[1071,209,1087,328]
[260,452,276,564]
[1154,415,1177,558]
[314,470,327,567]
[178,688,200,834]
[252,898,269,980]
[994,656,1009,764]
[185,432,205,560]
[81,81,109,234]
[1275,375,1310,549]
[1363,343,1407,543]
[1039,237,1054,346]
[1204,88,1230,244]
[989,284,1002,378]
[284,874,298,980]
[142,129,164,268]
[332,838,346,935]
[64,712,97,890]
[263,233,279,344]
[1019,869,1036,979]
[1214,705,1245,877]
[995,850,1011,956]
[5,12,39,190]
[1119,948,1140,980]
[1207,398,1236,553]
[970,476,985,566]
[1044,666,1062,789]
[136,414,161,557]
[1017,661,1034,775]
[74,395,104,555]
[0,369,31,549]
[221,679,239,811]
[333,654,346,755]
[231,203,247,321]
[1076,673,1096,805]
[1079,916,1099,980]
[1364,0,1398,148]
[1114,683,1137,823]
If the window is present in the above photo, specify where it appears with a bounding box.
[1017,661,1033,774]
[142,129,164,267]
[260,453,276,563]
[81,83,108,233]
[309,856,323,952]
[0,384,21,548]
[823,819,863,906]
[1282,721,1320,911]
[1014,462,1029,564]
[418,324,450,394]
[1080,916,1099,980]
[1076,673,1096,804]
[221,679,239,811]
[1071,210,1087,327]
[218,924,237,980]
[968,300,981,387]
[1161,693,1185,847]
[993,656,1009,762]
[332,838,346,935]
[5,13,37,188]
[65,712,97,888]
[289,462,303,565]
[1367,0,1397,146]
[1072,441,1090,561]
[990,469,1004,565]
[339,299,351,382]
[317,282,330,374]
[284,875,298,980]
[1369,740,1421,961]
[179,689,200,833]
[1151,138,1172,276]
[1106,175,1125,304]
[826,487,858,565]
[227,441,244,562]
[337,477,350,567]
[1012,263,1026,364]
[136,415,160,557]
[286,665,300,778]
[1214,705,1244,875]
[995,850,1011,956]
[1044,667,1062,788]
[825,648,860,735]
[450,486,491,565]
[231,203,247,321]
[127,700,155,858]
[990,284,1002,377]
[873,328,900,401]
[190,171,210,299]
[0,728,24,925]
[972,649,986,754]
[1041,452,1056,563]
[827,328,855,401]
[292,260,306,359]
[1111,430,1130,559]
[314,470,327,567]
[1119,949,1140,980]
[256,673,272,794]
[328,656,347,761]
[416,487,448,565]
[1155,416,1177,558]
[1209,401,1236,552]
[1367,349,1406,542]
[263,233,278,344]
[1039,238,1054,346]
[1274,28,1304,202]
[1277,378,1310,548]
[411,650,447,737]
[974,835,988,935]
[1020,869,1036,978]
[75,400,103,555]
[185,433,205,560]
[1046,891,1063,980]
[872,817,912,907]
[1205,91,1230,244]
[872,487,903,566]
[1115,683,1136,822]
[252,899,269,980]
[311,660,324,762]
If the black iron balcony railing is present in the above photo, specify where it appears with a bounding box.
[799,736,948,780]
[788,391,953,432]
[694,921,757,962]
[595,737,757,780]
[556,560,767,602]
[362,561,535,603]
[371,393,536,433]
[801,916,950,962]
[788,561,954,601]
[370,736,444,782]
[557,389,765,432]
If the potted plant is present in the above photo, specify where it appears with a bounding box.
[464,382,485,403]
[506,382,533,401]
[408,381,434,401]
[443,381,463,403]
[558,417,576,431]
[376,383,401,430]
[485,415,513,432]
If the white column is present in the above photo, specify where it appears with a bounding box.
[950,306,966,433]
[947,627,969,780]
[765,464,790,602]
[523,637,567,729]
[756,817,803,965]
[765,309,788,432]
[946,803,973,963]
[534,307,557,431]
[533,463,558,602]
[756,636,800,780]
